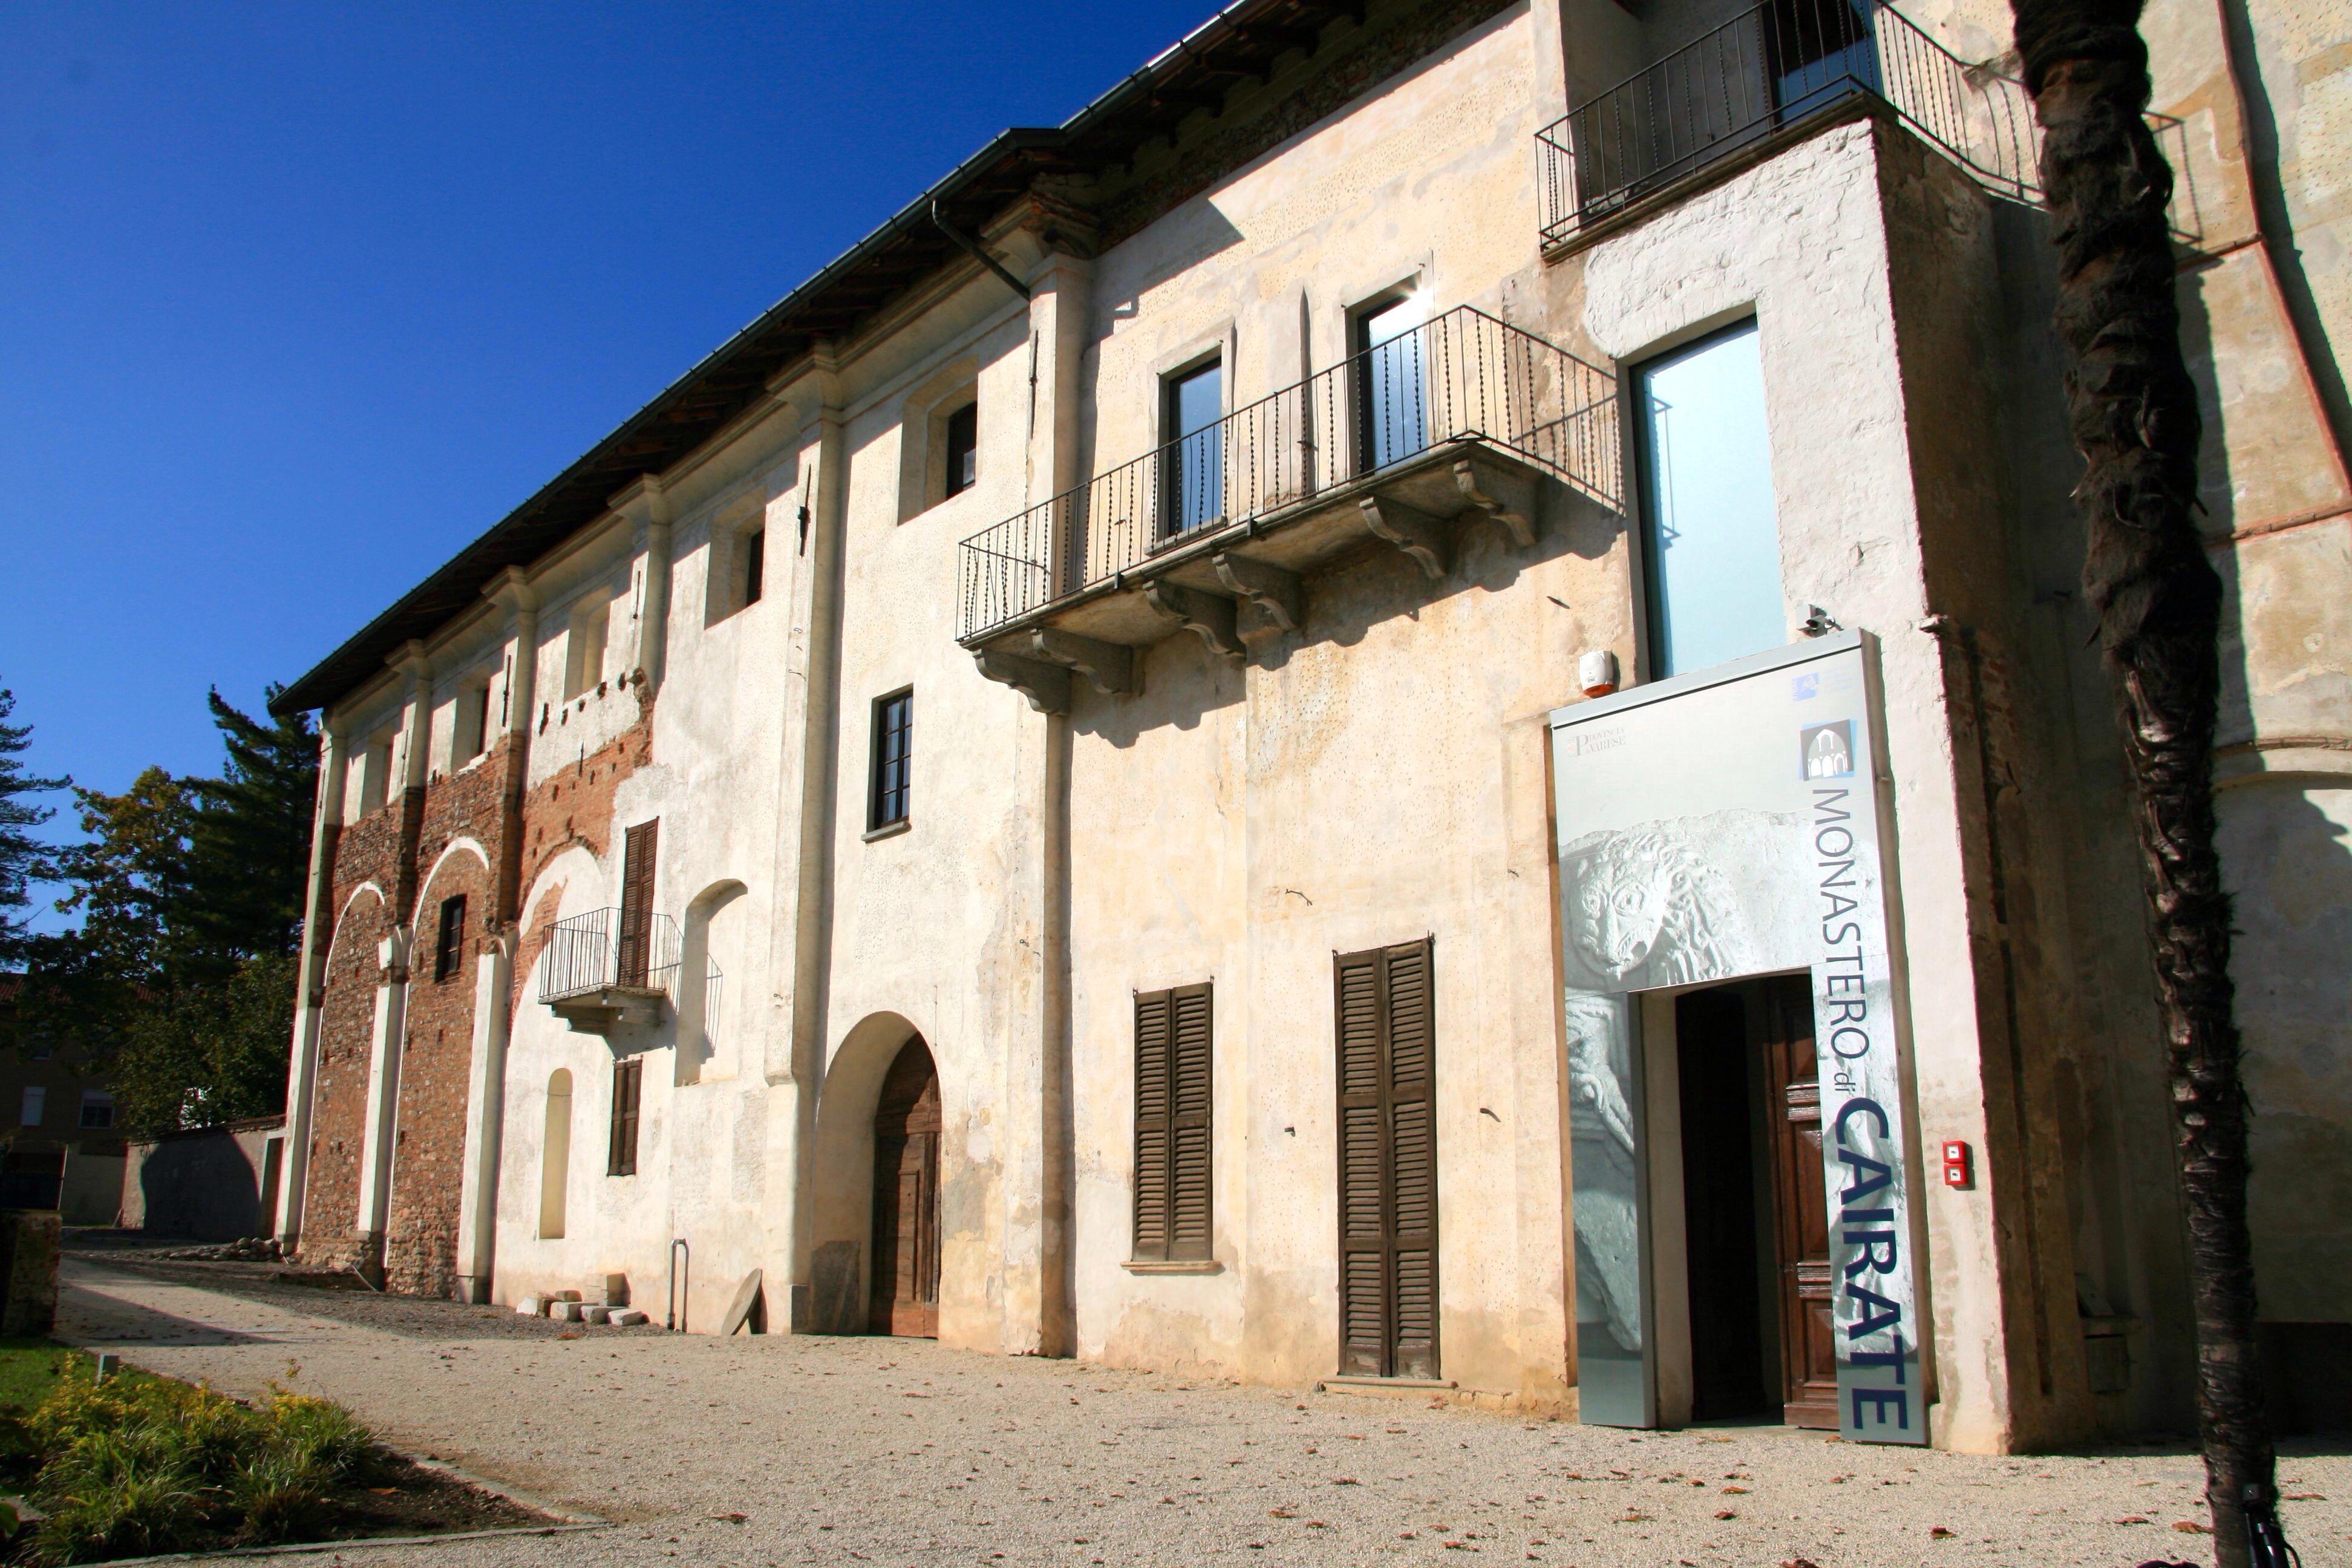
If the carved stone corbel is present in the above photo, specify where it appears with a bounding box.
[1030,628,1140,696]
[1452,456,1538,548]
[975,648,1073,714]
[1212,552,1305,633]
[1142,581,1246,661]
[1359,494,1451,579]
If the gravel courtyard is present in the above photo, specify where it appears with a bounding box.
[54,1253,2349,1567]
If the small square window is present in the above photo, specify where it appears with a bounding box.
[942,402,978,499]
[78,1092,114,1131]
[869,690,913,831]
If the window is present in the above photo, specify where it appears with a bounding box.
[564,595,609,700]
[1133,984,1213,1262]
[78,1091,115,1130]
[540,1070,572,1238]
[1354,295,1428,474]
[617,820,659,988]
[1633,319,1785,678]
[607,1057,642,1177]
[742,526,765,607]
[1770,0,1880,120]
[433,895,467,983]
[459,682,491,766]
[869,690,912,831]
[1334,938,1440,1379]
[942,402,978,498]
[17,1086,44,1128]
[1161,358,1224,539]
[357,734,393,817]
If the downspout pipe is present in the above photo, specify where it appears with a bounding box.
[930,200,1031,301]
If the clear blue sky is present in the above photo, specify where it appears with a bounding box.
[0,0,1210,886]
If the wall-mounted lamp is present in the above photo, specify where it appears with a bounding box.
[1578,649,1619,697]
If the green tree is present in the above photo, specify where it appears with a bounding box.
[26,690,317,1131]
[176,690,316,969]
[2005,0,2287,1561]
[0,688,67,967]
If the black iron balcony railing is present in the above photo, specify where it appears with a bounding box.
[539,906,681,1004]
[955,304,1619,641]
[1537,0,2050,247]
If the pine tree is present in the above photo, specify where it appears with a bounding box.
[0,688,67,968]
[175,688,316,970]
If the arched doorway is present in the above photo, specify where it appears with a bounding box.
[868,1038,940,1336]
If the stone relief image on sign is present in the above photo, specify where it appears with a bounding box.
[1550,633,1926,1445]
[1557,811,1809,993]
[1564,991,1639,1357]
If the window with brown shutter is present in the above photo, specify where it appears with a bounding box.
[1132,983,1213,1262]
[1334,938,1439,1379]
[616,820,658,987]
[608,1057,642,1177]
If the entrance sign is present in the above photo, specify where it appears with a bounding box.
[1549,632,1927,1445]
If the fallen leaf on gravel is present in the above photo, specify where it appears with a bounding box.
[1618,1512,1651,1523]
[1782,1560,1822,1568]
[1333,1477,1360,1485]
[709,1512,746,1523]
[1714,1510,1737,1520]
[2116,1516,2149,1525]
[2285,1494,2326,1501]
[1930,1526,1953,1537]
[2174,1520,2212,1534]
[368,1488,397,1495]
[1269,1509,1296,1518]
[1722,1485,1749,1494]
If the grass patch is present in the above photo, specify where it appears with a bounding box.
[0,1344,90,1423]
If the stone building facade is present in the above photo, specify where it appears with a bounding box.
[270,0,2351,1449]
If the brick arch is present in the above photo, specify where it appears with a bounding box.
[297,884,388,1271]
[384,838,495,1299]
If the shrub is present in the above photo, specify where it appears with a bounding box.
[15,1371,376,1563]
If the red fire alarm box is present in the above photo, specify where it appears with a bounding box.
[1942,1140,1973,1189]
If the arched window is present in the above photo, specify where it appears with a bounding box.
[540,1070,573,1240]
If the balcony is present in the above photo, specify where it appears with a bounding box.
[1536,0,2050,252]
[955,305,1621,709]
[539,906,680,1034]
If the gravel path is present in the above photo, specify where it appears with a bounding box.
[54,1255,2349,1567]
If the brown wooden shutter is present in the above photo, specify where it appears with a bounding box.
[1132,991,1171,1261]
[1168,984,1214,1261]
[1333,938,1439,1379]
[608,1057,642,1177]
[616,820,658,987]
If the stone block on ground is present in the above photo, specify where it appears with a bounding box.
[554,1300,584,1322]
[517,1296,545,1316]
[613,1310,648,1326]
[582,1305,610,1324]
[603,1272,628,1307]
[722,1268,764,1336]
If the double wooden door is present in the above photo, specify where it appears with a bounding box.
[869,1039,941,1338]
[1335,939,1439,1380]
[1759,975,1841,1428]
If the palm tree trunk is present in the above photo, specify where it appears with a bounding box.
[2003,1,2279,1561]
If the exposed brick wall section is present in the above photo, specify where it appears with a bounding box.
[509,697,658,1014]
[296,799,395,1273]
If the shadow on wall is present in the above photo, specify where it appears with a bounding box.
[128,1129,278,1243]
[2216,777,2352,1436]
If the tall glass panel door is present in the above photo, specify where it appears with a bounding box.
[1635,320,1785,677]
[1770,0,1880,123]
[1355,296,1428,475]
[1163,359,1224,540]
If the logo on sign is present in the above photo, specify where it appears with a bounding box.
[1801,720,1855,780]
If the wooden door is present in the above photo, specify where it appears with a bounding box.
[616,820,658,987]
[869,1039,941,1337]
[1335,939,1439,1380]
[1761,974,1840,1427]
